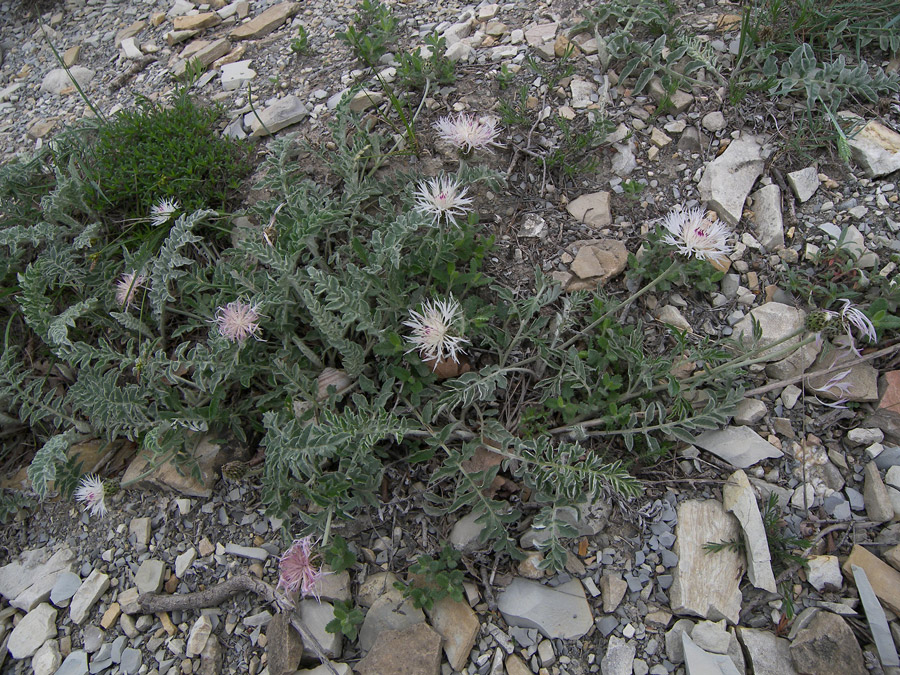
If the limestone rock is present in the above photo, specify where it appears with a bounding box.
[863,461,895,523]
[601,572,628,613]
[427,596,479,671]
[698,134,772,226]
[602,635,636,675]
[734,398,767,425]
[246,95,309,137]
[310,566,351,604]
[842,545,900,615]
[135,559,166,595]
[692,426,783,469]
[843,117,900,178]
[723,470,776,592]
[682,632,741,675]
[356,622,442,675]
[732,302,806,362]
[786,167,820,203]
[670,500,742,623]
[806,555,842,591]
[737,628,798,675]
[359,594,423,653]
[750,184,784,251]
[7,602,57,659]
[357,572,401,608]
[765,341,820,381]
[220,59,256,90]
[230,2,299,40]
[654,305,692,332]
[173,12,222,31]
[298,599,342,661]
[55,650,89,675]
[806,345,879,403]
[175,548,197,578]
[566,191,611,228]
[648,78,694,113]
[122,435,223,497]
[187,615,214,657]
[171,38,231,77]
[789,611,865,675]
[569,240,628,283]
[32,639,62,675]
[497,578,593,639]
[69,569,110,625]
[266,613,304,675]
[0,546,75,611]
[40,66,95,95]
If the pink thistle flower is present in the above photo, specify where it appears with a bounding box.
[115,271,146,308]
[149,197,180,227]
[74,474,107,517]
[434,113,502,153]
[277,536,323,600]
[839,299,876,347]
[213,300,263,344]
[413,175,474,228]
[660,206,732,264]
[403,295,469,366]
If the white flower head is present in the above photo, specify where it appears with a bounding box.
[403,295,469,367]
[660,206,732,264]
[115,271,146,308]
[414,175,473,228]
[839,299,876,346]
[74,474,107,517]
[434,113,502,153]
[214,300,263,344]
[149,197,180,227]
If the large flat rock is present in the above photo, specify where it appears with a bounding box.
[230,2,299,40]
[670,500,743,623]
[842,545,900,615]
[497,578,593,639]
[698,134,772,226]
[356,623,442,675]
[692,426,783,469]
[732,302,806,362]
[737,628,798,675]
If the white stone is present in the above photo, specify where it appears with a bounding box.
[655,305,692,332]
[737,628,799,675]
[806,555,842,591]
[247,95,308,137]
[732,302,806,362]
[497,578,593,640]
[842,116,900,178]
[220,59,256,90]
[682,632,742,675]
[31,639,62,675]
[701,111,726,132]
[692,426,783,469]
[186,615,213,657]
[300,599,343,658]
[847,428,884,446]
[750,184,784,251]
[120,37,142,59]
[723,470,777,593]
[570,79,595,109]
[69,569,110,625]
[175,548,197,578]
[7,603,57,659]
[601,635,636,675]
[698,134,772,226]
[40,66,95,95]
[786,166,820,203]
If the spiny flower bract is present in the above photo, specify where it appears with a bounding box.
[807,300,876,354]
[115,271,146,308]
[74,474,107,517]
[434,113,502,153]
[413,175,473,227]
[149,197,180,227]
[214,300,262,344]
[403,295,469,366]
[660,206,732,264]
[277,536,323,600]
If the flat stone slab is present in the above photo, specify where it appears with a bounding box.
[789,610,865,675]
[737,628,798,675]
[670,500,742,623]
[723,470,776,592]
[70,569,110,625]
[566,191,611,228]
[230,2,299,40]
[732,302,806,362]
[497,578,593,640]
[844,117,900,178]
[359,594,424,653]
[247,95,309,137]
[7,602,57,659]
[682,632,741,675]
[842,545,900,615]
[0,546,75,602]
[698,134,772,226]
[427,597,480,671]
[786,166,820,203]
[852,565,900,667]
[135,559,166,595]
[806,346,879,403]
[692,426,783,469]
[356,623,442,675]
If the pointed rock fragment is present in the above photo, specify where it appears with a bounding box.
[723,470,776,592]
[698,134,772,226]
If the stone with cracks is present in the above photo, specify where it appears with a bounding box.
[863,461,895,523]
[0,546,75,608]
[806,555,842,591]
[122,435,224,497]
[737,628,798,675]
[723,470,776,592]
[789,611,865,675]
[246,95,309,137]
[171,38,231,77]
[426,596,480,671]
[230,2,299,40]
[497,578,593,639]
[692,426,783,469]
[681,632,741,675]
[842,116,900,178]
[7,602,57,659]
[266,613,304,675]
[356,622,442,675]
[786,167,820,203]
[187,615,214,657]
[567,191,611,228]
[806,345,879,403]
[359,594,422,653]
[750,184,784,251]
[601,635,636,675]
[843,545,900,614]
[69,569,110,625]
[670,500,742,623]
[698,134,772,226]
[690,620,731,654]
[732,302,806,362]
[32,639,62,675]
[40,66,95,95]
[298,599,341,662]
[765,342,820,381]
[569,240,628,284]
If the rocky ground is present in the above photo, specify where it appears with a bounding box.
[3,0,900,674]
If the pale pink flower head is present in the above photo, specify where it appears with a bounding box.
[149,197,180,227]
[115,271,146,308]
[74,474,107,517]
[277,536,323,600]
[660,206,732,264]
[414,175,473,228]
[214,300,262,344]
[434,113,502,153]
[403,295,469,366]
[839,299,876,347]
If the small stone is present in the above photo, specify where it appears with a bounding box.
[356,623,442,675]
[100,603,121,630]
[427,596,480,671]
[69,570,110,625]
[698,134,772,226]
[665,618,695,664]
[186,615,213,657]
[130,517,151,547]
[734,398,767,425]
[600,572,628,613]
[175,548,198,578]
[569,240,628,284]
[566,192,611,228]
[786,167,820,203]
[842,116,900,178]
[602,635,635,675]
[843,545,900,614]
[32,639,62,675]
[692,426,783,469]
[120,37,142,59]
[266,613,304,675]
[738,628,797,675]
[7,603,58,659]
[246,95,308,137]
[806,555,842,591]
[223,543,269,560]
[40,66,95,95]
[230,2,299,40]
[135,559,166,595]
[173,12,222,30]
[497,578,593,639]
[750,184,784,251]
[220,59,256,90]
[790,611,866,675]
[55,650,89,675]
[702,111,726,132]
[847,428,884,446]
[863,462,895,523]
[120,647,142,674]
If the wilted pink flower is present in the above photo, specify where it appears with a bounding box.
[149,197,180,227]
[811,369,852,409]
[277,536,323,600]
[214,300,262,344]
[434,113,502,153]
[414,175,473,227]
[839,299,876,347]
[660,206,732,264]
[404,295,469,366]
[74,474,107,517]
[115,271,146,308]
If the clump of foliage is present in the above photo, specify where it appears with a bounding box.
[396,33,456,91]
[82,87,252,220]
[338,0,398,67]
[396,545,466,610]
[325,600,365,640]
